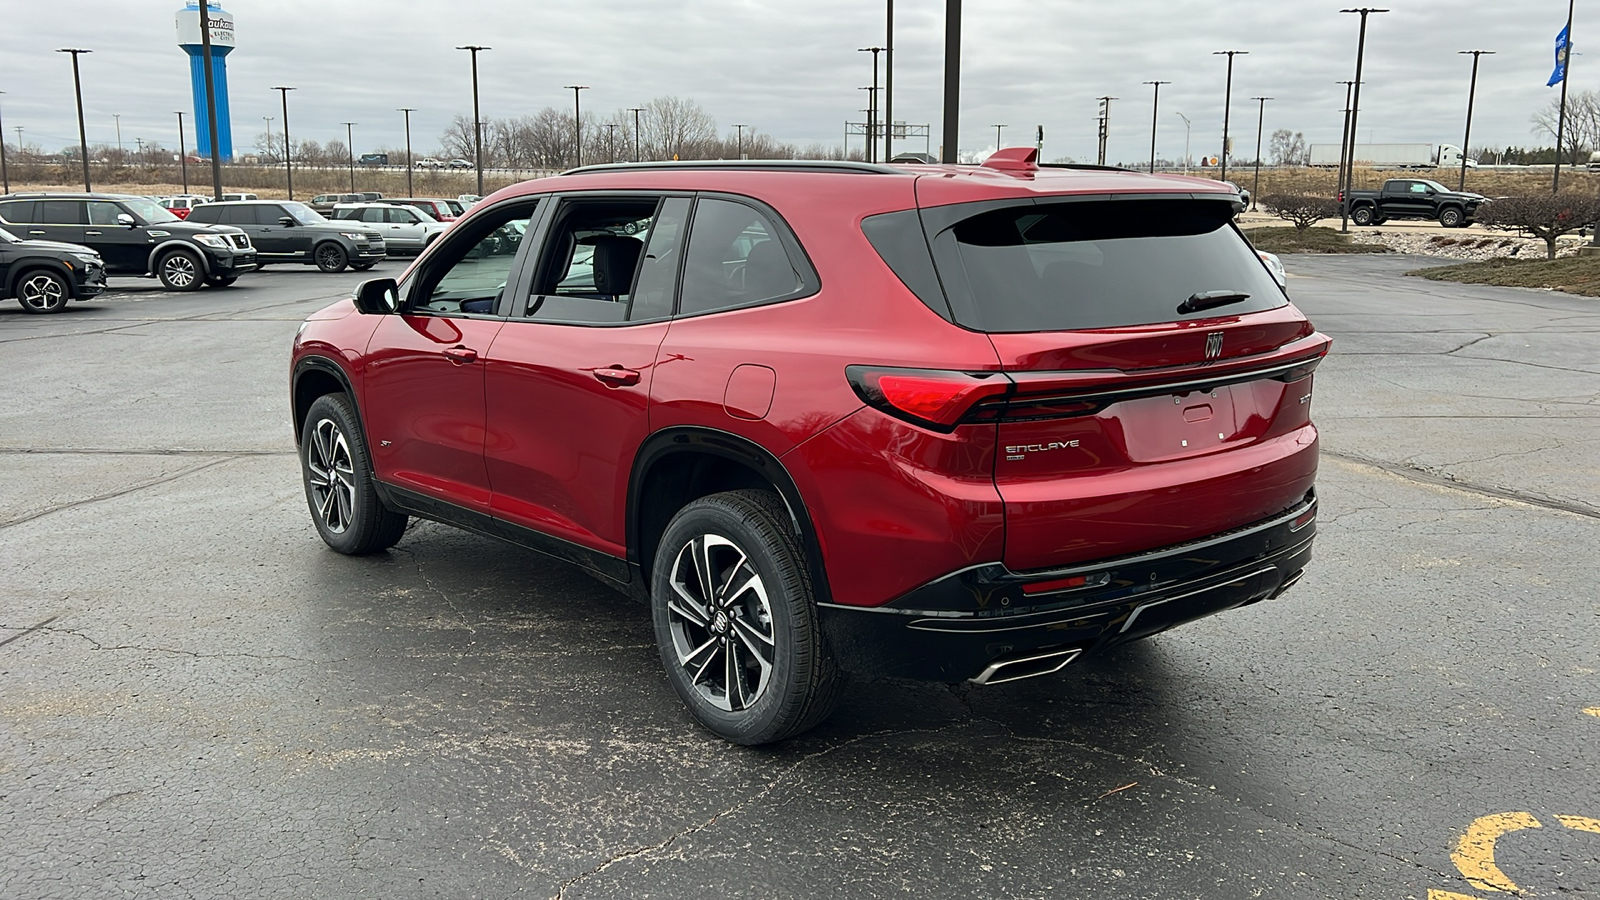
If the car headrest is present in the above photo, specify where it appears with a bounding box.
[743,239,798,300]
[589,235,644,296]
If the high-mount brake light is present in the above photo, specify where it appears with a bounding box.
[846,366,1011,432]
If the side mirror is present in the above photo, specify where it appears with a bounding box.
[278,216,296,227]
[116,213,136,227]
[353,278,400,315]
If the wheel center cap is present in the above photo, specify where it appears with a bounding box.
[711,610,730,635]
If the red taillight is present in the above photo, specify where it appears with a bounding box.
[846,366,1011,432]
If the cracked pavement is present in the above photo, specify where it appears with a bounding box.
[2,258,1598,899]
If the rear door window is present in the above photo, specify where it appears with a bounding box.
[38,201,86,225]
[923,198,1286,332]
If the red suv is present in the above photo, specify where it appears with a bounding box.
[291,150,1327,744]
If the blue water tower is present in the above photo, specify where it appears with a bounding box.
[176,2,236,162]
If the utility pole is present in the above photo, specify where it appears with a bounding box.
[114,113,122,156]
[0,92,9,194]
[1336,80,1355,214]
[734,123,747,159]
[175,111,188,193]
[1340,8,1388,230]
[606,122,617,162]
[262,115,273,163]
[1214,50,1248,184]
[272,86,295,199]
[342,122,356,191]
[399,107,415,196]
[564,85,589,168]
[455,45,490,194]
[1250,97,1271,211]
[1144,81,1169,173]
[885,0,895,162]
[1457,51,1492,192]
[57,48,93,191]
[1096,96,1116,166]
[197,0,223,200]
[941,0,961,163]
[1553,0,1575,191]
[629,107,645,162]
[858,47,883,162]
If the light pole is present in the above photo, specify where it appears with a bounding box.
[1144,81,1169,173]
[175,111,188,193]
[262,115,273,163]
[1339,8,1388,231]
[1458,51,1492,192]
[605,122,617,162]
[114,113,122,156]
[629,107,645,162]
[195,0,223,200]
[992,124,1006,153]
[1336,80,1355,212]
[1174,112,1192,174]
[0,92,9,194]
[1250,97,1271,210]
[398,107,415,196]
[456,45,490,194]
[564,85,589,167]
[734,123,747,159]
[57,48,93,191]
[859,86,877,158]
[858,47,884,162]
[1553,0,1575,191]
[1213,50,1248,183]
[941,0,961,163]
[1096,96,1116,166]
[885,0,895,162]
[272,86,295,200]
[342,122,356,191]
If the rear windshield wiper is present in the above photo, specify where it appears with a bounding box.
[1178,290,1251,315]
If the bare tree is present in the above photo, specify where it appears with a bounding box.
[1532,89,1600,167]
[1267,129,1309,166]
[440,116,476,161]
[640,96,717,160]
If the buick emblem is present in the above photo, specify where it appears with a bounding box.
[1204,332,1224,360]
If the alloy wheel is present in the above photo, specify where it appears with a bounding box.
[665,533,776,712]
[19,273,65,311]
[163,254,197,288]
[305,417,356,534]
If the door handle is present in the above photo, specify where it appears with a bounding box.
[29,230,45,235]
[85,230,103,236]
[593,367,641,387]
[442,346,478,365]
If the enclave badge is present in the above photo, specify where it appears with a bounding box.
[1204,332,1224,360]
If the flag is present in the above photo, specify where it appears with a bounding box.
[1549,24,1571,86]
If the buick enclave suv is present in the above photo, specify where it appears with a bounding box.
[290,151,1328,744]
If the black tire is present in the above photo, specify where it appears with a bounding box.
[314,242,349,273]
[651,489,841,745]
[207,274,239,287]
[299,393,408,555]
[157,249,204,291]
[1350,206,1376,227]
[350,262,375,271]
[14,268,72,313]
[1439,207,1464,228]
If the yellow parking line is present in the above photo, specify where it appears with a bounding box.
[1558,814,1600,835]
[1427,891,1482,900]
[1452,811,1542,893]
[1583,706,1600,718]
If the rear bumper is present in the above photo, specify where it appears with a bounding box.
[817,491,1316,683]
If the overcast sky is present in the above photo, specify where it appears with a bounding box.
[0,1,1583,163]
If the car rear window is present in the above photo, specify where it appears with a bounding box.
[881,198,1286,333]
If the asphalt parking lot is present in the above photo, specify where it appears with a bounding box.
[3,258,1598,899]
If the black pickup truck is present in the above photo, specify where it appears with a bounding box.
[1341,178,1488,228]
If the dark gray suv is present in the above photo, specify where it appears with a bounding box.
[187,201,386,273]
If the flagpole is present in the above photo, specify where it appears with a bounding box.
[1554,0,1575,193]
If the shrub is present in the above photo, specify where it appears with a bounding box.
[1260,194,1342,232]
[1476,194,1600,259]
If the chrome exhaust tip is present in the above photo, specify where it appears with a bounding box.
[969,647,1082,686]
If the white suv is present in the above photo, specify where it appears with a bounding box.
[330,202,448,252]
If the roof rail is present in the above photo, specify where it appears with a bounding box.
[561,159,904,176]
[1037,162,1138,173]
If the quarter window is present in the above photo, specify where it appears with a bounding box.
[679,198,801,316]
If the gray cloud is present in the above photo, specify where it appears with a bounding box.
[0,1,1579,162]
